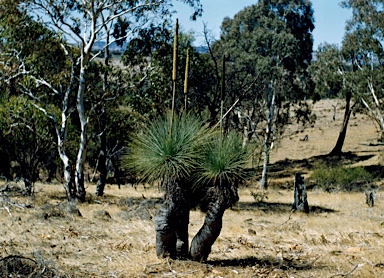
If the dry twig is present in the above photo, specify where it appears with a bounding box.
[278,209,294,227]
[329,264,361,278]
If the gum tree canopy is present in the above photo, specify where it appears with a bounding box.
[341,0,384,141]
[3,0,202,202]
[217,0,315,189]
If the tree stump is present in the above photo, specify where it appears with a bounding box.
[292,173,309,213]
[365,190,374,207]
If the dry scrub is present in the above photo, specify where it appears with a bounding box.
[1,100,384,277]
[1,184,383,277]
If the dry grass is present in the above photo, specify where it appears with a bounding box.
[1,99,384,277]
[1,185,384,277]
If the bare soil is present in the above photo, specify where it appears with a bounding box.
[1,99,384,277]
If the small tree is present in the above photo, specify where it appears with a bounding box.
[309,43,360,156]
[122,113,211,259]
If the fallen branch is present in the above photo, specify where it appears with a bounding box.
[278,209,294,227]
[329,264,360,278]
[0,255,37,264]
[0,206,12,217]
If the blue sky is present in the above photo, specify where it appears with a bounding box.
[173,0,352,49]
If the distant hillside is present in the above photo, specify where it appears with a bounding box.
[92,41,208,54]
[92,41,127,53]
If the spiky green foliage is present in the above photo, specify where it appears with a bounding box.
[122,112,210,184]
[195,132,253,188]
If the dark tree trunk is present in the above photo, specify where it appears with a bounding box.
[95,151,107,196]
[95,34,110,197]
[190,185,239,262]
[292,173,309,213]
[95,108,107,197]
[75,171,86,202]
[20,177,33,196]
[365,190,374,207]
[155,200,178,259]
[176,209,190,259]
[329,91,353,156]
[190,199,225,262]
[155,178,190,259]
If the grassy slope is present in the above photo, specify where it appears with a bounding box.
[1,99,384,277]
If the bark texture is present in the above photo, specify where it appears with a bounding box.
[95,108,107,197]
[329,91,353,156]
[190,199,225,262]
[95,34,110,197]
[155,178,190,259]
[190,185,239,261]
[292,173,309,213]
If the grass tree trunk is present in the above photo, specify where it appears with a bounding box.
[190,185,239,262]
[190,199,225,262]
[155,177,190,259]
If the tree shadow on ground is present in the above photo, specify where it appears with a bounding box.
[363,165,384,179]
[209,255,323,272]
[267,152,376,180]
[233,201,336,214]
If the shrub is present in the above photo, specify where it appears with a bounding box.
[310,165,373,192]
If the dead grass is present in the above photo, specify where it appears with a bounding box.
[1,99,384,277]
[1,185,383,277]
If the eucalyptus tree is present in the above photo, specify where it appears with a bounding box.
[0,0,75,193]
[2,0,202,201]
[341,0,384,141]
[121,27,214,119]
[217,0,315,189]
[0,96,56,195]
[309,43,361,155]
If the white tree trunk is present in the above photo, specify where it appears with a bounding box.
[259,86,276,190]
[57,96,74,200]
[74,66,88,202]
[362,81,384,141]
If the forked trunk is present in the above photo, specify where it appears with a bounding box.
[190,199,225,262]
[155,177,190,259]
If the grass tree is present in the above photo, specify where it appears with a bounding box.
[122,112,210,259]
[190,131,253,261]
[124,114,253,261]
